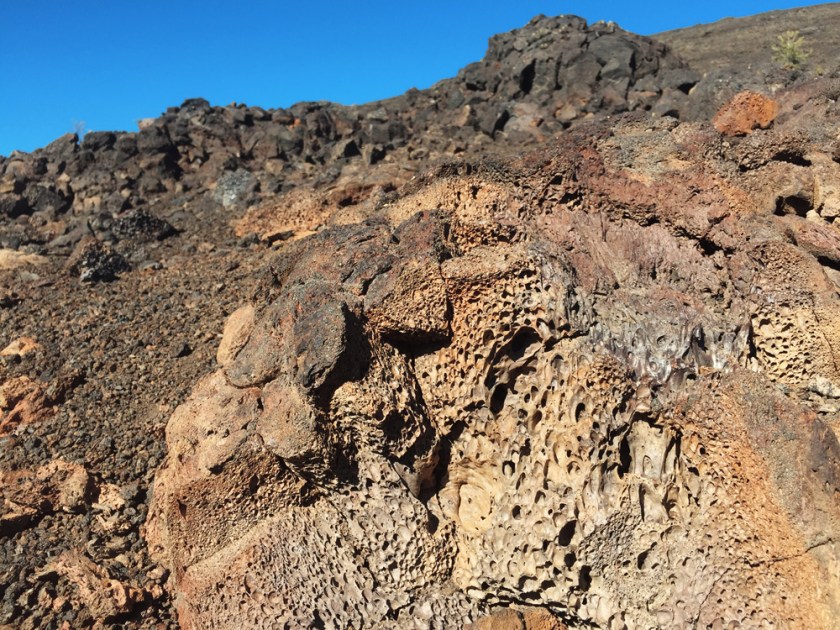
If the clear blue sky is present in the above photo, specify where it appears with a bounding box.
[0,1,832,155]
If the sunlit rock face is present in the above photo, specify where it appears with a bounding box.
[148,89,840,629]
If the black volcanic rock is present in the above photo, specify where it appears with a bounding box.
[0,15,704,264]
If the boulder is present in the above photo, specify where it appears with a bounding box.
[712,91,779,136]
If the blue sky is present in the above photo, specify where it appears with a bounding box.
[1,1,831,155]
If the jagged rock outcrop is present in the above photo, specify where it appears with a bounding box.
[0,16,701,267]
[147,79,840,628]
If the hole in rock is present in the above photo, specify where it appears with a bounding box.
[772,151,811,167]
[677,81,696,95]
[519,61,536,95]
[490,385,509,414]
[774,195,811,216]
[503,327,542,362]
[564,552,576,568]
[178,501,187,518]
[426,514,440,534]
[817,255,840,274]
[578,566,592,591]
[558,520,577,546]
[618,435,631,477]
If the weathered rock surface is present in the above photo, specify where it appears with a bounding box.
[147,76,840,628]
[2,6,840,629]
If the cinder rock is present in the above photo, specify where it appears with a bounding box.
[712,90,778,135]
[66,237,130,282]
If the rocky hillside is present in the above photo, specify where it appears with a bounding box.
[659,2,840,76]
[658,2,840,119]
[0,15,702,268]
[1,7,840,630]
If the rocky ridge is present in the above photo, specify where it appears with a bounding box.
[1,7,839,630]
[0,15,700,269]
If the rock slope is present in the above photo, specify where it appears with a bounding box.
[1,7,840,630]
[148,79,840,628]
[0,15,699,267]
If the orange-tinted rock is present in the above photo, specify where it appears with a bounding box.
[0,371,82,435]
[712,90,778,136]
[0,336,41,357]
[215,304,255,366]
[1,460,96,535]
[148,113,840,628]
[38,551,146,622]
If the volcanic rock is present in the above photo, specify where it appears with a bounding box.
[0,15,706,266]
[35,551,146,622]
[712,91,779,135]
[147,79,840,628]
[66,237,131,282]
[2,6,840,629]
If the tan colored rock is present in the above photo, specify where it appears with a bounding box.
[467,607,567,630]
[216,304,255,366]
[38,551,145,623]
[0,371,82,435]
[712,90,778,136]
[0,249,47,270]
[231,187,333,242]
[1,460,96,535]
[0,336,41,357]
[148,105,840,629]
[0,376,50,434]
[811,152,840,219]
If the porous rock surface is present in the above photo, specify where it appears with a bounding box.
[148,79,840,628]
[2,7,840,629]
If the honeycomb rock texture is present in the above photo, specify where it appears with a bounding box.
[148,81,840,629]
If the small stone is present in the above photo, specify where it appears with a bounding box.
[0,337,41,357]
[171,342,192,358]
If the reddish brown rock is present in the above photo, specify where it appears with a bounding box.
[467,607,567,630]
[712,90,778,136]
[36,551,146,624]
[0,336,40,357]
[0,371,82,435]
[1,460,96,535]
